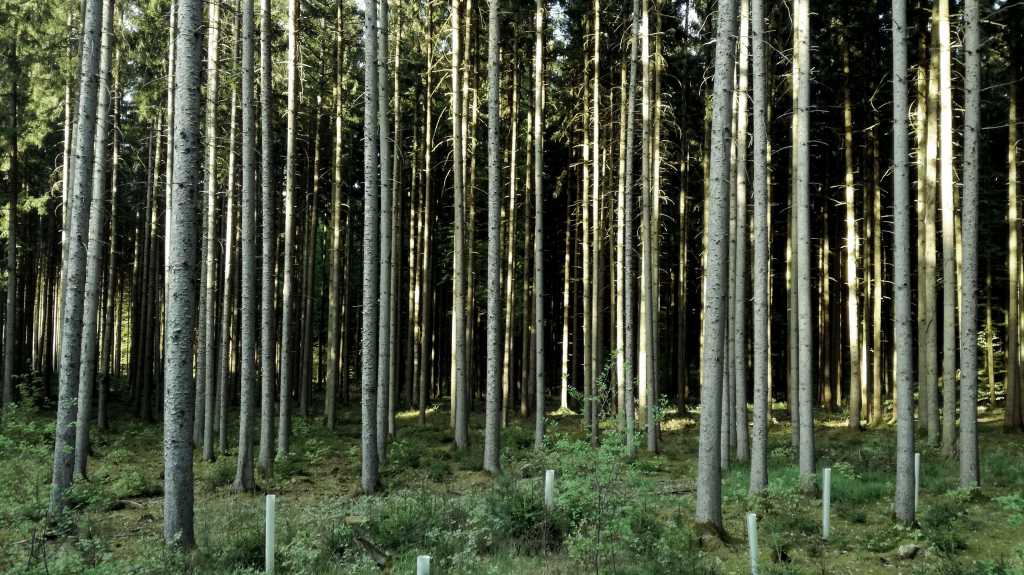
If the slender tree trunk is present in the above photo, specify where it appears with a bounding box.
[74,0,115,479]
[749,0,768,495]
[165,0,203,547]
[327,1,346,430]
[794,0,815,492]
[451,0,468,450]
[892,0,915,524]
[938,0,957,457]
[622,0,639,457]
[201,0,222,462]
[218,5,239,455]
[361,0,382,493]
[483,0,502,473]
[923,15,940,441]
[871,122,884,426]
[695,0,735,532]
[733,0,750,461]
[232,0,257,493]
[50,0,103,517]
[959,0,980,488]
[257,0,276,478]
[98,63,120,432]
[533,0,546,449]
[501,64,518,428]
[276,0,298,459]
[377,0,394,463]
[1008,79,1023,430]
[842,42,861,431]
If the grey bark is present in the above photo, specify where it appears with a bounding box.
[695,0,735,531]
[50,0,102,518]
[232,0,257,492]
[794,0,815,493]
[361,0,381,493]
[257,0,276,478]
[938,0,957,457]
[843,43,861,431]
[959,0,980,489]
[733,0,750,462]
[73,0,114,480]
[534,0,546,450]
[377,0,393,463]
[451,0,468,450]
[326,0,345,430]
[277,0,298,459]
[749,0,768,495]
[218,5,240,455]
[623,0,639,458]
[483,0,502,473]
[164,0,202,546]
[202,0,222,462]
[892,0,915,524]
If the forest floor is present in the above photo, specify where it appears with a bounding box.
[1,393,1023,575]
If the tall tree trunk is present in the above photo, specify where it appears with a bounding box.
[218,4,240,455]
[483,0,502,473]
[749,0,768,495]
[1007,78,1023,430]
[326,1,346,430]
[533,0,546,450]
[98,61,120,432]
[361,0,382,493]
[695,0,735,532]
[794,0,815,493]
[733,0,750,461]
[257,0,277,478]
[73,0,115,480]
[419,8,434,425]
[892,0,915,525]
[277,0,298,459]
[165,0,202,546]
[501,64,518,428]
[622,0,639,458]
[50,0,103,517]
[201,0,222,462]
[842,42,861,431]
[959,0,980,488]
[938,0,957,457]
[922,12,940,444]
[377,0,394,463]
[232,0,257,493]
[451,0,468,450]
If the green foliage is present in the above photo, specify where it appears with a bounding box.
[995,493,1024,527]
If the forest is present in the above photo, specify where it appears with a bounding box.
[0,0,1023,572]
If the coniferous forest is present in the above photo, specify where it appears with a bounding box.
[1,0,1024,572]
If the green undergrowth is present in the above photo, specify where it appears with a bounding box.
[1,395,1024,574]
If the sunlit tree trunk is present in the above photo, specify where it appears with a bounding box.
[451,0,468,450]
[232,0,257,493]
[695,0,735,532]
[483,0,502,473]
[326,2,344,430]
[938,0,957,457]
[749,0,768,494]
[959,0,980,488]
[842,42,861,431]
[50,0,103,517]
[892,0,915,525]
[794,0,815,493]
[923,15,940,441]
[622,0,639,457]
[533,0,546,450]
[164,0,203,545]
[73,0,114,480]
[1008,79,1023,431]
[501,65,518,428]
[733,0,750,461]
[377,0,394,463]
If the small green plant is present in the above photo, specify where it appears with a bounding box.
[995,493,1024,526]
